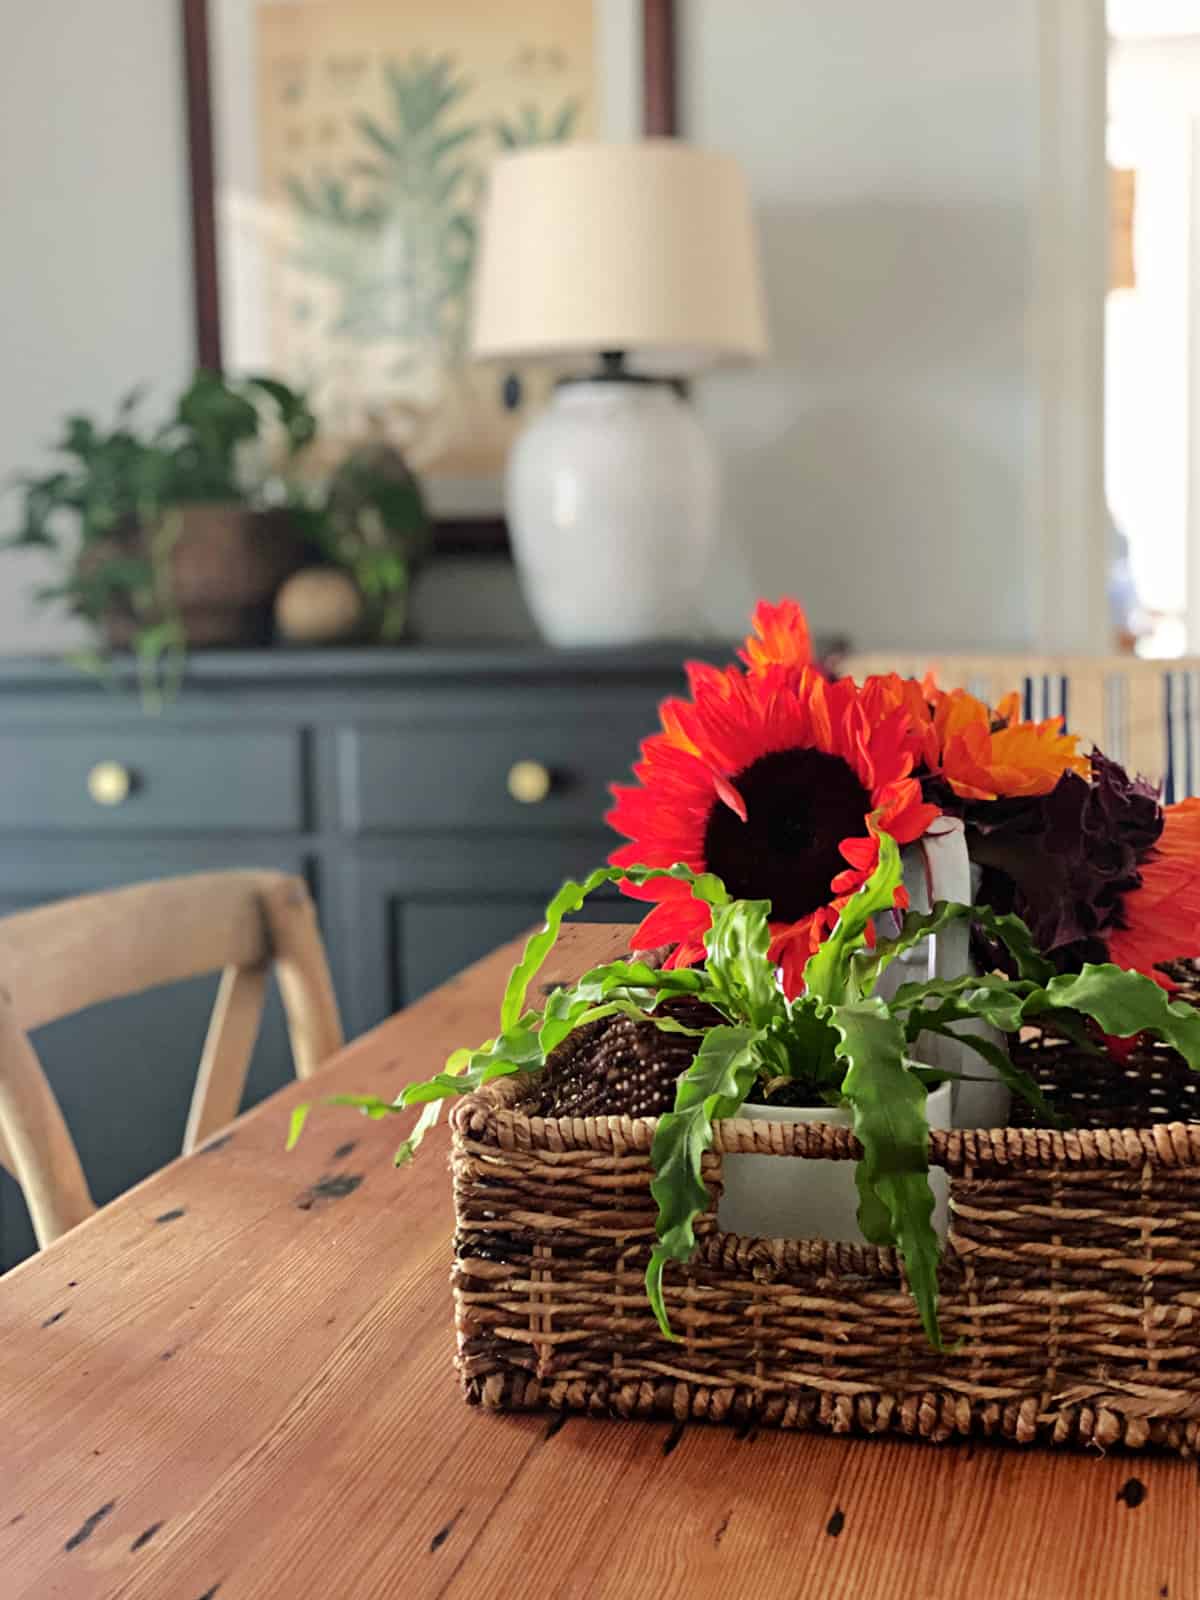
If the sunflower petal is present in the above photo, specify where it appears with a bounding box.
[737,596,814,675]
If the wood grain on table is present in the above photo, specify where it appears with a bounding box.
[0,923,1196,1600]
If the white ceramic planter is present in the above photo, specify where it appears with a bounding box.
[717,1082,954,1244]
[886,819,1011,1130]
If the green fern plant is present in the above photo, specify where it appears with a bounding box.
[4,373,316,704]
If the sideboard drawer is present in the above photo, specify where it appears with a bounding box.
[0,729,305,832]
[341,721,645,833]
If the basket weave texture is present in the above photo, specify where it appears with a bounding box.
[450,1027,1200,1454]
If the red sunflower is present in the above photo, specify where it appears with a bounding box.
[607,626,940,995]
[737,596,814,676]
[1106,798,1200,988]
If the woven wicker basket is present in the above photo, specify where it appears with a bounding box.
[450,1029,1200,1454]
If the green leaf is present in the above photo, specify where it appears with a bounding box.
[286,1085,452,1163]
[645,1025,760,1339]
[777,994,841,1082]
[703,898,782,1029]
[1032,1008,1106,1057]
[545,958,712,1014]
[893,974,1036,1036]
[917,1021,1066,1128]
[286,1103,312,1150]
[802,829,904,1005]
[497,863,728,1038]
[243,375,317,453]
[1031,965,1200,1067]
[829,1000,943,1349]
[857,899,1053,995]
[904,966,1200,1073]
[326,1092,404,1119]
[970,904,1056,984]
[403,1023,544,1105]
[394,1099,445,1165]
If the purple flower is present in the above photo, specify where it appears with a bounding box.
[940,751,1163,970]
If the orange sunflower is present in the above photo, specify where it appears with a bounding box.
[607,616,939,995]
[931,688,1089,800]
[854,674,1087,800]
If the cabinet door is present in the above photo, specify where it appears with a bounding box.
[0,846,321,1271]
[342,836,634,1023]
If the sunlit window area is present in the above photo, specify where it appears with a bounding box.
[1107,1,1200,654]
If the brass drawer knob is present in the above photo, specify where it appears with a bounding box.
[507,759,552,805]
[87,760,133,807]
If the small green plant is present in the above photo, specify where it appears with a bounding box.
[171,371,316,499]
[291,828,1200,1347]
[4,372,316,699]
[318,442,431,641]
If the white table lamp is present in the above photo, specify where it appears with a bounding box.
[472,140,767,647]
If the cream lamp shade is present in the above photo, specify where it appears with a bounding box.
[472,140,768,377]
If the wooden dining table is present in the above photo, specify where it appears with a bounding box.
[1,922,1197,1600]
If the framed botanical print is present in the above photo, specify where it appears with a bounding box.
[182,0,677,550]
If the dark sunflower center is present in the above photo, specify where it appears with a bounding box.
[703,748,872,922]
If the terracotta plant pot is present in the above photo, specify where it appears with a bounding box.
[94,505,308,649]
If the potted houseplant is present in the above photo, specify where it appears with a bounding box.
[5,371,317,678]
[276,439,432,645]
[320,440,431,642]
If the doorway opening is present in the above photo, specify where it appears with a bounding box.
[1106,2,1200,655]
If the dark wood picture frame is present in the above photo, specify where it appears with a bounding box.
[180,0,678,556]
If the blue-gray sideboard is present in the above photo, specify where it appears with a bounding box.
[0,644,716,1268]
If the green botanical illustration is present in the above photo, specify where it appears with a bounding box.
[493,98,580,149]
[284,51,580,370]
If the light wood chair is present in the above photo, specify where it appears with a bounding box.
[0,870,343,1251]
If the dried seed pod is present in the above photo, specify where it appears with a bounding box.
[527,997,722,1119]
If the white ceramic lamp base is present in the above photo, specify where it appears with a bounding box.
[505,378,718,647]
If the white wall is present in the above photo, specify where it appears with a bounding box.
[686,0,1040,651]
[0,0,195,653]
[0,1,1042,654]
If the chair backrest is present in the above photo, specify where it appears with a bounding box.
[842,652,1200,797]
[0,870,343,1250]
